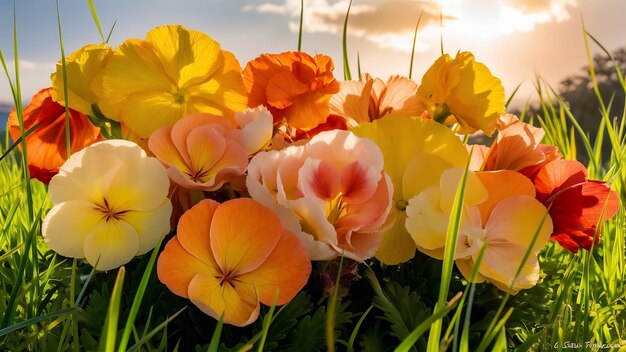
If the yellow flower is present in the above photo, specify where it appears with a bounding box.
[42,140,172,271]
[99,25,248,138]
[417,52,505,136]
[352,114,468,264]
[51,44,113,117]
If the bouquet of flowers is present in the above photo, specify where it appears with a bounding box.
[6,23,621,348]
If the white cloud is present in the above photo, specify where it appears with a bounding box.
[244,0,578,53]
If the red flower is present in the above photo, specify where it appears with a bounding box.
[8,88,102,183]
[533,159,620,252]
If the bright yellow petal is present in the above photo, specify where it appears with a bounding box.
[239,230,311,306]
[402,154,453,200]
[352,115,468,201]
[447,53,505,136]
[146,25,223,87]
[100,38,174,124]
[51,43,113,116]
[122,200,173,255]
[157,237,217,298]
[112,92,185,138]
[210,199,283,275]
[105,156,170,211]
[187,51,248,118]
[83,218,140,271]
[188,273,260,327]
[42,200,104,258]
[374,209,416,264]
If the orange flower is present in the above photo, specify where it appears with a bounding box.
[157,198,311,326]
[243,51,339,131]
[330,74,421,127]
[8,88,102,183]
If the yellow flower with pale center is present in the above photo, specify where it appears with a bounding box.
[99,25,248,138]
[416,52,505,136]
[352,114,468,264]
[42,140,172,271]
[51,43,113,117]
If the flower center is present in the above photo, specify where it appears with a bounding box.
[325,192,347,224]
[95,198,128,222]
[395,199,408,211]
[173,89,186,104]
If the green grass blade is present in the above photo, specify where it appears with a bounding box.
[297,0,303,51]
[257,291,279,352]
[126,307,186,352]
[87,0,106,42]
[55,0,72,159]
[0,307,76,337]
[0,123,39,164]
[208,315,224,352]
[118,236,166,352]
[106,20,117,44]
[342,0,353,80]
[408,10,424,79]
[505,82,523,109]
[395,293,460,352]
[439,11,444,56]
[426,147,474,352]
[326,253,345,352]
[347,305,373,352]
[99,267,126,352]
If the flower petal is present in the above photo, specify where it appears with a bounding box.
[210,199,283,275]
[239,230,311,306]
[475,170,536,224]
[157,237,217,298]
[106,156,170,211]
[122,200,173,255]
[375,209,416,264]
[42,200,104,259]
[188,273,260,327]
[83,219,140,271]
[177,199,221,267]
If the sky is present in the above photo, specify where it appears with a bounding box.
[0,0,625,112]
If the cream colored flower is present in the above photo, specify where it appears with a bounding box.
[42,140,172,270]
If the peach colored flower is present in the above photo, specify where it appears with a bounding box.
[406,169,553,294]
[8,88,102,184]
[330,74,421,127]
[247,130,393,261]
[42,140,172,270]
[157,198,311,326]
[243,51,339,131]
[148,114,249,191]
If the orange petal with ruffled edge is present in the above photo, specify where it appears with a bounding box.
[239,229,311,306]
[210,199,283,275]
[157,237,217,297]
